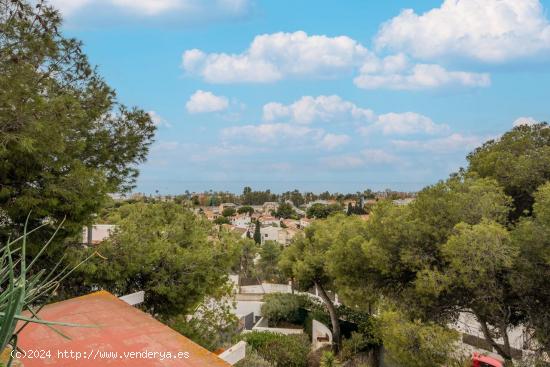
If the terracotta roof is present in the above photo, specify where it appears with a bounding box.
[16,291,230,367]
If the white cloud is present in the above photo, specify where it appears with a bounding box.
[375,0,550,62]
[322,149,398,169]
[392,133,484,153]
[182,31,369,83]
[354,54,490,90]
[263,95,375,124]
[360,112,449,136]
[148,111,171,127]
[182,31,493,90]
[221,122,349,151]
[319,134,351,150]
[513,116,538,127]
[186,90,229,114]
[48,0,93,14]
[221,123,321,143]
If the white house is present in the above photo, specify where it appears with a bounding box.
[258,215,279,226]
[82,224,117,245]
[231,214,251,228]
[260,226,296,246]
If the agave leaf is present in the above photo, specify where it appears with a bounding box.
[0,313,98,328]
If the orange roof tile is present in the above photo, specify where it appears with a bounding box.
[16,291,230,367]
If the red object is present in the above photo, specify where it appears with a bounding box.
[472,352,504,367]
[16,291,231,366]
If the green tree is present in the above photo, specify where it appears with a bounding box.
[238,206,255,215]
[379,309,460,367]
[0,1,155,241]
[253,220,262,244]
[274,202,296,219]
[415,220,520,361]
[281,190,305,207]
[71,202,238,317]
[306,203,342,219]
[280,215,364,353]
[258,241,282,282]
[222,207,237,217]
[238,238,259,280]
[326,176,519,362]
[467,122,550,220]
[242,187,278,205]
[214,216,230,225]
[511,183,550,355]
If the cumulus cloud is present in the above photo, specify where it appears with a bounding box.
[182,31,490,90]
[220,122,348,151]
[221,123,321,143]
[319,134,351,150]
[392,133,484,153]
[354,54,490,90]
[262,95,375,124]
[359,112,449,136]
[322,149,398,169]
[148,111,171,127]
[375,0,550,62]
[186,90,229,114]
[182,31,369,83]
[513,116,539,127]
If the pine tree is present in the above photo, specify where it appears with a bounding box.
[253,220,262,244]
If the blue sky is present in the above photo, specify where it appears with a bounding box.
[55,0,550,194]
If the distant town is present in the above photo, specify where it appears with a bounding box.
[85,188,416,246]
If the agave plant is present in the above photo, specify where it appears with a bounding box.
[0,217,98,365]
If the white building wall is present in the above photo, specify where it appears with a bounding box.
[82,224,117,245]
[219,341,247,365]
[260,226,281,245]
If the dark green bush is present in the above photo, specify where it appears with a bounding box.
[234,348,273,367]
[239,331,310,367]
[261,293,309,326]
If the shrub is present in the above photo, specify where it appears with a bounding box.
[239,331,310,367]
[340,332,370,361]
[320,351,341,367]
[234,348,273,367]
[214,216,230,224]
[222,207,236,217]
[261,293,309,326]
[379,310,460,367]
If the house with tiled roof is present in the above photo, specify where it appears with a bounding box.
[15,291,233,367]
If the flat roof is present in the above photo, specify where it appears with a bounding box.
[16,291,230,367]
